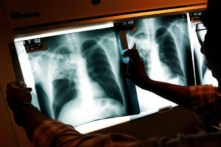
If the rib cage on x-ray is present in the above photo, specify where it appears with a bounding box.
[155,27,185,81]
[81,40,123,105]
[127,15,190,85]
[126,14,192,113]
[25,28,137,126]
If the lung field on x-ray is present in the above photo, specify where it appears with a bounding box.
[51,46,79,119]
[27,28,132,126]
[126,14,193,113]
[127,15,190,85]
[81,40,123,104]
[155,27,185,81]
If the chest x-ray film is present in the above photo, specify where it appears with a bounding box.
[189,21,218,86]
[11,26,140,127]
[125,14,195,119]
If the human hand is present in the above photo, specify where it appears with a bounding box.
[6,81,32,111]
[123,46,151,89]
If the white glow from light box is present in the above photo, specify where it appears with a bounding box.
[14,22,114,42]
[76,116,130,134]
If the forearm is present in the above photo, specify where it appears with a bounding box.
[6,82,53,142]
[142,78,192,111]
[19,105,50,141]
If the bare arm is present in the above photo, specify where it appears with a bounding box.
[124,48,192,111]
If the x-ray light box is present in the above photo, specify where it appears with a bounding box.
[9,10,217,133]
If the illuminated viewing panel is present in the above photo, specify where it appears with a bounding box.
[10,12,218,133]
[12,26,140,127]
